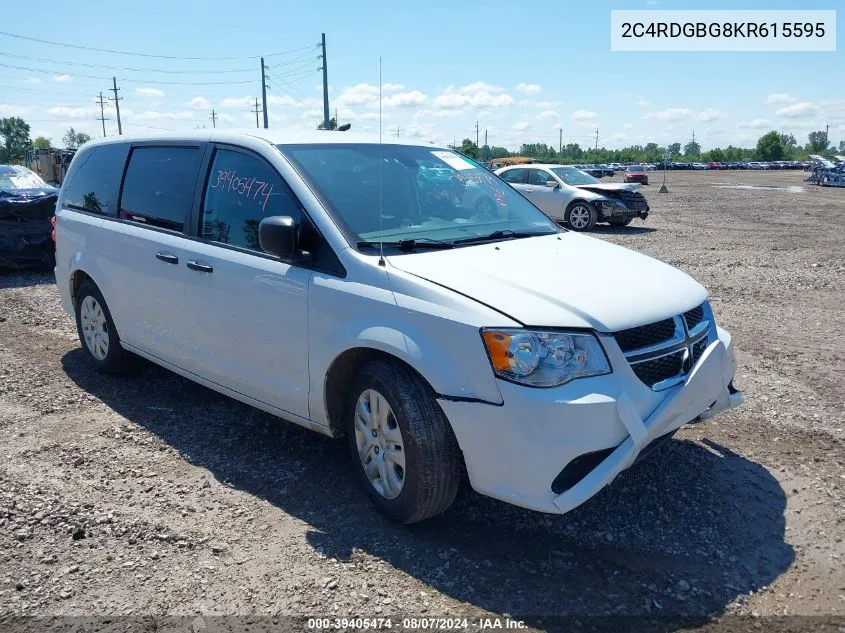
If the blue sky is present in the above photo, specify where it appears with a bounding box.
[1,0,842,150]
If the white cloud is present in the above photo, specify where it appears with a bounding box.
[516,82,542,95]
[359,112,381,121]
[765,93,796,105]
[132,110,193,121]
[513,121,531,131]
[536,110,559,119]
[434,91,513,109]
[47,106,97,119]
[53,75,73,83]
[336,83,380,106]
[267,95,300,107]
[383,83,405,92]
[696,108,721,122]
[456,81,503,94]
[136,87,165,98]
[221,96,253,108]
[1,104,32,116]
[739,118,774,129]
[570,110,597,121]
[24,78,42,84]
[186,96,211,110]
[644,108,692,121]
[776,102,817,118]
[382,90,427,108]
[623,122,633,130]
[217,113,237,123]
[636,98,650,107]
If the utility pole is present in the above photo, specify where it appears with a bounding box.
[109,77,123,135]
[825,123,829,150]
[251,98,261,128]
[475,121,479,150]
[260,58,269,129]
[484,129,488,160]
[594,128,599,151]
[559,128,563,156]
[395,126,401,139]
[320,33,330,131]
[209,109,218,129]
[95,92,109,138]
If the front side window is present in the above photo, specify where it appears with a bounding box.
[119,146,199,231]
[528,169,554,186]
[200,149,302,251]
[280,144,559,250]
[61,144,129,215]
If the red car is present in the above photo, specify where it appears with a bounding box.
[708,161,725,170]
[624,164,649,184]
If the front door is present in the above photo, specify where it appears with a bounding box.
[525,168,565,220]
[179,146,312,420]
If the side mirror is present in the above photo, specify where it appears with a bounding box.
[259,215,303,260]
[546,180,560,189]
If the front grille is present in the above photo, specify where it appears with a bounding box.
[612,318,676,353]
[631,350,686,386]
[684,305,705,331]
[615,190,648,211]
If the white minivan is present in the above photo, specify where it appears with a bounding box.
[54,130,742,523]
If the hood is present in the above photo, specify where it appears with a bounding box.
[576,182,641,194]
[386,233,706,332]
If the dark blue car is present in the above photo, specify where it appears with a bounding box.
[0,165,59,269]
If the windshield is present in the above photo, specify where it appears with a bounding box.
[627,165,646,172]
[0,165,50,192]
[549,166,600,186]
[279,143,559,249]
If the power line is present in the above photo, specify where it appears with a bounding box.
[0,62,257,85]
[0,51,257,74]
[0,30,319,61]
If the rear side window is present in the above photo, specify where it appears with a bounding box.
[119,146,200,232]
[61,144,129,216]
[500,169,525,184]
[200,148,302,251]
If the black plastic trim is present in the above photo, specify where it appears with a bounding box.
[435,393,502,407]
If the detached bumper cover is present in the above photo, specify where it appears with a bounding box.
[439,327,741,514]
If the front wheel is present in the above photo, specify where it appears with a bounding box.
[345,359,462,524]
[565,201,597,231]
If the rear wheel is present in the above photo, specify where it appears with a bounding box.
[565,201,597,231]
[74,280,131,374]
[345,359,462,524]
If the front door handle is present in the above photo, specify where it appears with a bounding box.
[524,188,534,193]
[187,261,214,273]
[155,252,179,265]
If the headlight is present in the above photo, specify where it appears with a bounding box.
[481,329,611,387]
[599,198,626,209]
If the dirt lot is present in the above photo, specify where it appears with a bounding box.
[1,169,843,632]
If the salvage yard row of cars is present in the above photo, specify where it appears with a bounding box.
[43,129,742,523]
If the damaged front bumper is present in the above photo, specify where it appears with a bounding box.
[439,327,741,515]
[0,193,57,269]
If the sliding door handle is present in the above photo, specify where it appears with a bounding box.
[187,261,214,273]
[155,252,179,265]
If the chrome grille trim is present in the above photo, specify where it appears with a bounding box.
[611,302,714,391]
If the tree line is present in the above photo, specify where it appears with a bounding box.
[0,116,92,164]
[453,130,844,164]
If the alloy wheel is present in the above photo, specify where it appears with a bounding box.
[569,205,591,230]
[80,295,109,361]
[353,389,406,499]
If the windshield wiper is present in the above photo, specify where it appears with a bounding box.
[452,229,554,246]
[357,237,454,252]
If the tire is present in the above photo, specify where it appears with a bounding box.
[564,201,597,231]
[608,217,632,227]
[74,280,131,374]
[345,359,462,524]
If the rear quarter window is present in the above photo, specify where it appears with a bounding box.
[119,146,201,233]
[60,144,129,216]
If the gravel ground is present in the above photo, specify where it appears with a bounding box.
[0,170,843,632]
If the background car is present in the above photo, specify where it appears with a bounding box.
[624,165,649,185]
[0,164,59,269]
